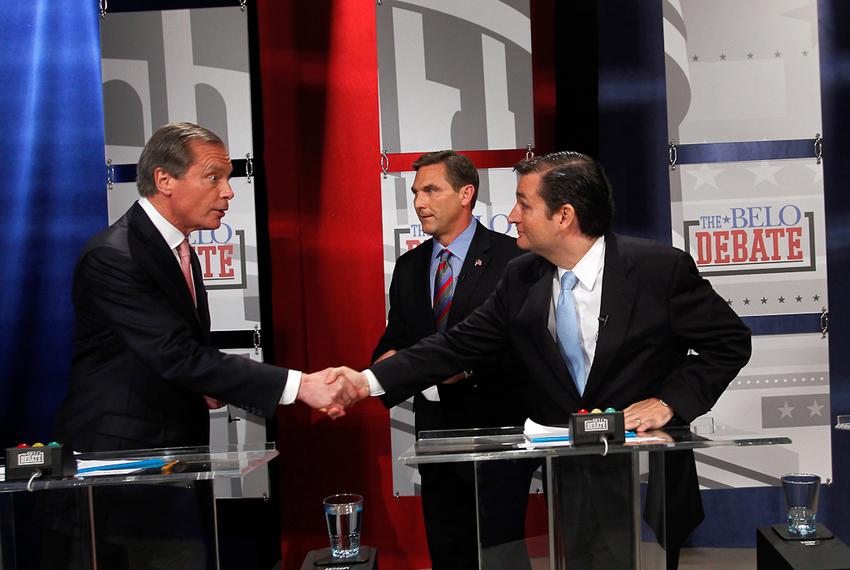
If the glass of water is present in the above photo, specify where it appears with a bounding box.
[323,493,363,559]
[781,473,820,536]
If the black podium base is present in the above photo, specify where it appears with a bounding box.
[758,525,850,570]
[301,546,377,569]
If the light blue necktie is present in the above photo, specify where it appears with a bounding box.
[556,271,587,395]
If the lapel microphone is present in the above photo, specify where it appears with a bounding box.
[598,315,609,328]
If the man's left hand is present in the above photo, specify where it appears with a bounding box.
[623,398,673,433]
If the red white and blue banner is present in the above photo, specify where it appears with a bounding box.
[664,0,831,488]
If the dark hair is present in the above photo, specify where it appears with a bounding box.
[412,150,479,206]
[513,151,613,237]
[136,122,224,197]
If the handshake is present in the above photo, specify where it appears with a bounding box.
[295,367,371,419]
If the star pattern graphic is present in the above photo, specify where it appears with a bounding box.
[720,53,727,61]
[747,52,754,60]
[775,51,782,58]
[778,402,794,418]
[747,161,783,186]
[723,293,821,307]
[802,50,809,57]
[692,54,699,62]
[807,400,824,417]
[723,216,731,224]
[687,164,723,190]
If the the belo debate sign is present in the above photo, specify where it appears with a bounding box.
[683,203,815,276]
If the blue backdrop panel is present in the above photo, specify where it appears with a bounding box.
[597,0,671,244]
[0,2,106,444]
[816,0,850,544]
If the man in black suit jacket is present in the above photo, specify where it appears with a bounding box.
[50,123,361,570]
[337,151,751,569]
[372,151,533,570]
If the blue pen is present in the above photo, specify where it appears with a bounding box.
[529,432,640,443]
[77,458,166,474]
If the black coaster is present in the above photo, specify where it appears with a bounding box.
[772,523,834,541]
[313,548,371,567]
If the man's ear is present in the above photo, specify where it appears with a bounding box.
[460,184,474,207]
[559,204,577,229]
[153,167,172,197]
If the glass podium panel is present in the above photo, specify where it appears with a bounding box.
[404,427,791,570]
[0,444,277,570]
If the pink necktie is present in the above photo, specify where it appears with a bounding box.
[177,239,196,305]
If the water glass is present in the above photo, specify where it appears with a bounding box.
[323,493,363,558]
[781,473,820,536]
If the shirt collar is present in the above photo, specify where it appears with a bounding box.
[557,236,606,290]
[432,218,478,263]
[138,197,187,251]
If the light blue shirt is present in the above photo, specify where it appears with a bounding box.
[429,219,478,304]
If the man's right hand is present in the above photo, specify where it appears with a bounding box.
[296,367,369,417]
[319,367,372,419]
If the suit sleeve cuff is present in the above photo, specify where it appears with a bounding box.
[364,369,385,396]
[279,370,302,405]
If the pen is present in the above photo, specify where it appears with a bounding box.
[77,458,166,474]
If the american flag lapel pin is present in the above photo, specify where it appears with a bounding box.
[474,259,483,267]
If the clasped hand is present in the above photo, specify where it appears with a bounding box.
[295,367,370,419]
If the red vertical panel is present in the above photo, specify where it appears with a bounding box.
[257,1,430,568]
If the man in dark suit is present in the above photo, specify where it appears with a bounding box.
[50,122,361,569]
[337,151,752,569]
[372,151,533,570]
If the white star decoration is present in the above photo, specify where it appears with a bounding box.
[687,164,723,190]
[778,401,795,418]
[747,161,783,186]
[807,400,824,417]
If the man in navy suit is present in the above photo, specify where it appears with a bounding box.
[372,151,533,570]
[338,151,751,569]
[51,122,362,570]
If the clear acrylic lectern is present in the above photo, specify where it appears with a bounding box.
[400,427,791,570]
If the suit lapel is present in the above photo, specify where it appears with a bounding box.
[447,225,489,327]
[584,234,635,401]
[128,203,204,329]
[416,239,437,333]
[519,258,582,402]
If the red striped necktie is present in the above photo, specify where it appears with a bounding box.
[433,249,454,331]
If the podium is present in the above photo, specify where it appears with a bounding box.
[400,427,791,570]
[0,443,277,570]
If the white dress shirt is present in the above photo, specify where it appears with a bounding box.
[550,236,606,373]
[137,198,300,405]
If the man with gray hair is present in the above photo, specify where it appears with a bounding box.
[52,122,361,569]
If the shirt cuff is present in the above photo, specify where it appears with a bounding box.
[364,369,385,396]
[279,369,302,405]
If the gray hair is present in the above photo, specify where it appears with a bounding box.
[136,122,224,197]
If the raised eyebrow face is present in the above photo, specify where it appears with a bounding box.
[202,158,233,177]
